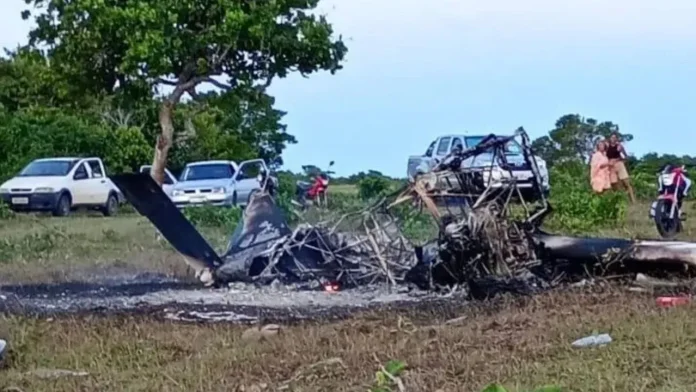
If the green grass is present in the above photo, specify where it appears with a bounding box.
[329,183,359,194]
[0,211,229,284]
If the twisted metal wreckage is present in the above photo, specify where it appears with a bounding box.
[112,129,696,297]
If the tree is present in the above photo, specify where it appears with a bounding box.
[531,114,633,166]
[24,0,348,185]
[0,47,99,112]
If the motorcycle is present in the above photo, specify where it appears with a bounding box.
[293,161,334,210]
[650,165,687,239]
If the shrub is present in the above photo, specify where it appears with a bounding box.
[545,161,627,233]
[181,205,242,231]
[0,201,13,220]
[358,175,391,201]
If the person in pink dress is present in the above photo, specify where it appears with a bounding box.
[590,140,612,193]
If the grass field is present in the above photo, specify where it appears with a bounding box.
[329,183,359,194]
[1,201,695,391]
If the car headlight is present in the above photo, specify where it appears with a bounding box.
[0,188,7,194]
[34,187,54,193]
[211,187,225,194]
[490,169,502,180]
[172,190,185,196]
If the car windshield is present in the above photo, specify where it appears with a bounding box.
[465,136,522,155]
[18,160,78,177]
[180,163,234,181]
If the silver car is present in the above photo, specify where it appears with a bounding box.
[171,159,269,207]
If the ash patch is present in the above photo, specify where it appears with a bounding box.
[0,274,455,323]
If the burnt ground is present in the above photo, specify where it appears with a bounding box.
[0,272,475,324]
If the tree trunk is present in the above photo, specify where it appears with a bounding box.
[149,76,202,186]
[150,100,176,186]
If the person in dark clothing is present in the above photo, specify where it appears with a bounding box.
[606,133,635,202]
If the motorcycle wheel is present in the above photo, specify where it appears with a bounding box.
[654,199,680,239]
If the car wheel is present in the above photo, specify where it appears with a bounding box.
[53,193,71,217]
[102,193,118,217]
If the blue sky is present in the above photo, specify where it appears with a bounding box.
[3,0,696,177]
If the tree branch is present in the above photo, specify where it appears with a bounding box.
[204,77,234,90]
[158,78,178,86]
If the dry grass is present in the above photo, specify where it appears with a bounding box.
[0,212,229,284]
[2,289,696,391]
[1,202,696,391]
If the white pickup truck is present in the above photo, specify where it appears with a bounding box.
[139,165,178,197]
[170,159,275,208]
[0,157,122,216]
[407,134,550,194]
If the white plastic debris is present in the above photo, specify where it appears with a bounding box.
[571,333,612,348]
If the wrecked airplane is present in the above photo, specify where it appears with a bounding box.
[111,128,696,298]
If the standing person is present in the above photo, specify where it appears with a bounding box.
[606,133,636,203]
[590,140,611,193]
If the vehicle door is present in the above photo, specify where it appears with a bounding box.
[70,161,92,205]
[435,137,452,159]
[140,166,177,195]
[234,159,265,204]
[86,159,110,204]
[444,136,465,173]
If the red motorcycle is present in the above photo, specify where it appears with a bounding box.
[293,161,334,210]
[650,164,689,238]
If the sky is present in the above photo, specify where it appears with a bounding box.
[2,1,696,178]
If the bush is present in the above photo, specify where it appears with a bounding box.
[358,175,392,201]
[0,201,14,220]
[181,206,242,231]
[545,161,628,233]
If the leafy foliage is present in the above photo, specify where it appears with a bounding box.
[531,114,632,166]
[0,201,14,221]
[370,359,407,392]
[0,107,152,182]
[358,174,392,201]
[24,0,347,95]
[481,384,562,392]
[545,161,628,233]
[181,206,242,232]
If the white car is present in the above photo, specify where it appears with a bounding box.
[171,159,270,208]
[0,157,121,216]
[139,165,178,197]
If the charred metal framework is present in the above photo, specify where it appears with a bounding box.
[111,128,696,296]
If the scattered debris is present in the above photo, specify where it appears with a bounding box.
[444,315,468,325]
[28,368,89,379]
[571,333,613,348]
[656,296,690,307]
[164,310,258,323]
[241,324,282,343]
[111,128,696,300]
